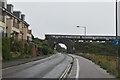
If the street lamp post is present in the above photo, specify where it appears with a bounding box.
[76,26,87,36]
[116,0,119,73]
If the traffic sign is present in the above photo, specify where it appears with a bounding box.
[114,39,120,45]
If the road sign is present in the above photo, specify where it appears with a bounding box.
[114,39,120,45]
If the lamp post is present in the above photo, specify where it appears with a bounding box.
[116,0,119,73]
[76,26,87,36]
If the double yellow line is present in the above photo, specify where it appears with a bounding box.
[59,55,74,80]
[60,64,72,79]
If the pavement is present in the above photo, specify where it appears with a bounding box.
[2,53,72,79]
[69,54,115,78]
[2,55,48,69]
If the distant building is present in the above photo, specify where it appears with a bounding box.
[0,0,32,41]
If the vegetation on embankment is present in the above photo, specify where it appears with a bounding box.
[74,42,119,55]
[2,37,53,61]
[74,42,120,78]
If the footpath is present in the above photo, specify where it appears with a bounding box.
[2,56,49,69]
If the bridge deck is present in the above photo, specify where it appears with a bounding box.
[45,34,120,41]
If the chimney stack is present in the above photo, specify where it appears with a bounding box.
[21,14,25,21]
[1,0,7,8]
[7,4,13,13]
[13,11,21,19]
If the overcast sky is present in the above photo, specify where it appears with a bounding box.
[8,0,116,39]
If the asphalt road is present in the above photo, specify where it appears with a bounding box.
[69,54,115,78]
[2,53,116,79]
[2,53,72,78]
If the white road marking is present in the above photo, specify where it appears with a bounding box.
[76,58,80,79]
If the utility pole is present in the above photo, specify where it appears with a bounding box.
[116,0,119,75]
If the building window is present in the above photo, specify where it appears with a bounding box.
[6,33,7,37]
[13,19,19,29]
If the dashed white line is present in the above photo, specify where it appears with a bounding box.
[76,58,79,78]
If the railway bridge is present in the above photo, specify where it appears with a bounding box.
[45,34,120,53]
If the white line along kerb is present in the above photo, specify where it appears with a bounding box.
[76,58,79,79]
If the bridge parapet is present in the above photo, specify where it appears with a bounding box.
[45,34,120,41]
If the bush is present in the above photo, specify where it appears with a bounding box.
[2,38,34,60]
[42,46,53,55]
[2,37,54,61]
[42,46,49,55]
[28,42,34,55]
[2,37,12,61]
[10,38,24,53]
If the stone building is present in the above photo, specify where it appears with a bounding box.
[0,0,32,41]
